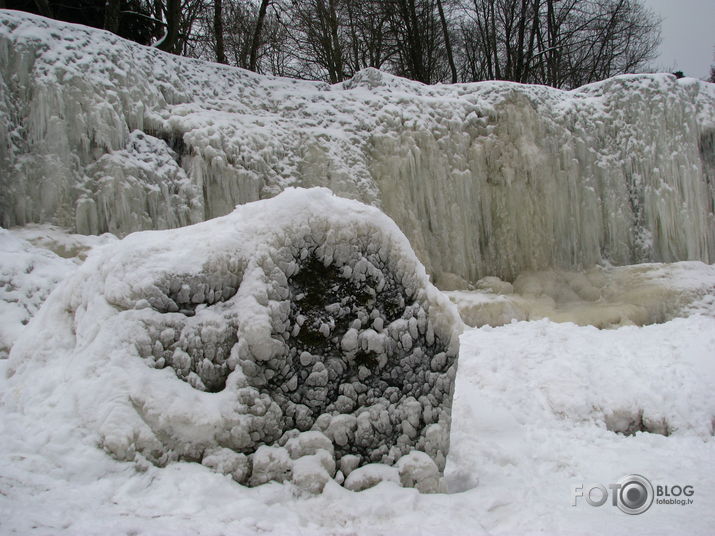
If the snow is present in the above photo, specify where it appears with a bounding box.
[343,463,401,492]
[0,228,76,358]
[0,224,116,359]
[1,12,714,285]
[1,303,714,534]
[0,208,713,534]
[0,211,712,534]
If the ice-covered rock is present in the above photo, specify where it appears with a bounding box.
[291,449,336,494]
[5,188,461,492]
[394,451,443,493]
[201,447,251,482]
[1,12,713,284]
[249,446,293,486]
[343,463,401,492]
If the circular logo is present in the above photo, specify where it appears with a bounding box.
[616,474,654,515]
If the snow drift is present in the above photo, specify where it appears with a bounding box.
[1,12,714,285]
[5,188,462,492]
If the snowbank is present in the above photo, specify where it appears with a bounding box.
[1,12,714,283]
[5,188,462,491]
[448,261,715,328]
[455,317,715,438]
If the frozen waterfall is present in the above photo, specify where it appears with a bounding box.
[1,12,713,285]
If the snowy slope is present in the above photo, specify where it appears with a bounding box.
[1,11,714,284]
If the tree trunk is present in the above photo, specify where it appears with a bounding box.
[104,0,122,34]
[214,0,226,64]
[327,0,344,82]
[33,0,53,18]
[436,0,457,83]
[523,0,540,82]
[249,0,270,72]
[514,0,527,81]
[489,0,500,79]
[546,0,557,86]
[158,0,181,54]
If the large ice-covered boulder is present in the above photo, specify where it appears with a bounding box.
[6,188,462,492]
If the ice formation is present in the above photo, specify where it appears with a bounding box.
[6,188,462,492]
[1,12,714,285]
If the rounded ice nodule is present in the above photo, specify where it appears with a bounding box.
[7,188,462,493]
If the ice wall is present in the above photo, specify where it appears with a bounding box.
[1,12,714,284]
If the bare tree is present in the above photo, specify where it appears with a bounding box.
[185,0,289,73]
[284,0,346,82]
[157,0,181,52]
[21,0,660,87]
[214,0,226,63]
[248,0,271,71]
[436,0,457,82]
[342,0,396,74]
[459,0,660,88]
[389,0,453,83]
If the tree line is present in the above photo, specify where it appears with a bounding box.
[3,0,663,89]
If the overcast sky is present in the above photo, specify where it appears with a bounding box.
[641,0,714,79]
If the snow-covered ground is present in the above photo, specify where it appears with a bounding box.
[1,222,714,535]
[0,226,115,358]
[1,317,713,534]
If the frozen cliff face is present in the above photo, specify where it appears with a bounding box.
[1,12,714,284]
[6,188,462,492]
